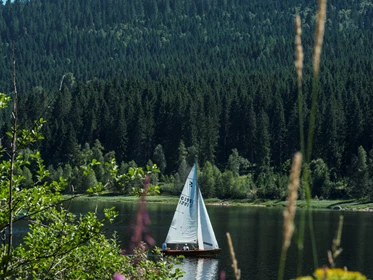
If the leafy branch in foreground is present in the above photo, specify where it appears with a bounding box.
[0,72,181,279]
[0,108,181,279]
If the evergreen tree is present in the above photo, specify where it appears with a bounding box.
[270,95,287,167]
[245,98,257,164]
[310,158,331,199]
[348,146,369,198]
[153,144,167,173]
[178,158,188,184]
[319,93,345,173]
[113,105,128,163]
[256,109,271,168]
[92,139,106,182]
[345,94,363,160]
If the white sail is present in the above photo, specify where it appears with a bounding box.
[197,188,219,250]
[165,164,198,244]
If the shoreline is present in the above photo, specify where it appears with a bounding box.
[65,194,373,212]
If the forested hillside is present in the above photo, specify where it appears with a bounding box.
[0,0,373,200]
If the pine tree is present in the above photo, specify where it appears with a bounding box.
[348,146,369,198]
[256,109,271,169]
[153,144,167,173]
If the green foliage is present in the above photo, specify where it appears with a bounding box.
[199,161,220,198]
[347,146,371,199]
[124,165,161,196]
[153,144,167,173]
[310,158,332,199]
[226,149,251,177]
[177,158,188,183]
[230,174,254,199]
[217,170,235,198]
[255,170,287,200]
[0,93,181,280]
[122,245,185,280]
[6,118,46,148]
[172,173,182,195]
[0,93,10,109]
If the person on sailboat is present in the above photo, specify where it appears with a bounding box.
[162,242,168,251]
[183,244,189,250]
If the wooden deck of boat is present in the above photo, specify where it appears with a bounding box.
[162,248,221,257]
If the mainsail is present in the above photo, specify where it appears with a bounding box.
[165,164,198,244]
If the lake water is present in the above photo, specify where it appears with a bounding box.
[57,200,373,279]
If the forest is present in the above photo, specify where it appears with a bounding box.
[0,0,373,200]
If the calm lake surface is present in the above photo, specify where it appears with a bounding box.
[68,200,373,279]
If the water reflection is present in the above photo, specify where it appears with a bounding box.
[178,258,219,280]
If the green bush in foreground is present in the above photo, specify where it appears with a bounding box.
[0,88,183,279]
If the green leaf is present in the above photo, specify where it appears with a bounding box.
[0,93,10,108]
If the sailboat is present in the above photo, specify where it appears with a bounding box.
[162,164,221,257]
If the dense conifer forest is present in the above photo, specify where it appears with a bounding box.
[0,0,373,200]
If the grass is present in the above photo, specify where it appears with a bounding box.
[263,199,373,211]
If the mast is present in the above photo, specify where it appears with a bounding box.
[196,163,204,250]
[196,163,199,247]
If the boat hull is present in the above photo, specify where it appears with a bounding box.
[162,249,221,257]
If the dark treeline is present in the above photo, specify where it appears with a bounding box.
[0,0,373,200]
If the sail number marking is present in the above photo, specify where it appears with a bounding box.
[179,195,193,208]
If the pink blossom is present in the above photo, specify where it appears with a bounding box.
[112,273,126,280]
